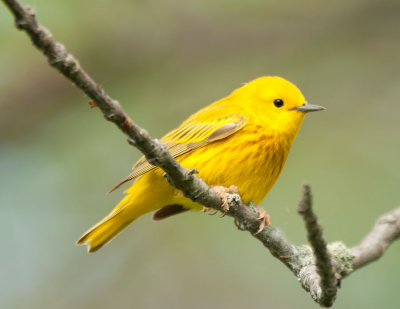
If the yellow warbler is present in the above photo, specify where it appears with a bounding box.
[77,76,325,252]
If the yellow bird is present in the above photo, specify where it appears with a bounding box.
[77,76,325,252]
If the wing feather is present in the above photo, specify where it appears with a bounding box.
[108,114,246,193]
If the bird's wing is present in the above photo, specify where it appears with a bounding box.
[108,113,246,192]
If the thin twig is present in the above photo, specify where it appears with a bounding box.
[297,184,337,307]
[350,207,400,270]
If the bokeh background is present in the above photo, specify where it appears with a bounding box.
[1,0,400,308]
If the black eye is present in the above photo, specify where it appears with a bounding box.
[273,99,284,108]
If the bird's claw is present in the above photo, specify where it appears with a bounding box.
[210,185,239,217]
[202,207,218,215]
[254,205,271,235]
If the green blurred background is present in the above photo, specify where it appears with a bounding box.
[1,0,400,308]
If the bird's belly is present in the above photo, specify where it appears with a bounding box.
[178,137,289,205]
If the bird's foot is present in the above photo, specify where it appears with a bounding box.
[254,205,271,235]
[202,206,218,215]
[210,185,239,217]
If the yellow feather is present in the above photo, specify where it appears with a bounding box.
[78,76,323,252]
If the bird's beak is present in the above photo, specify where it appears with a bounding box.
[294,103,326,112]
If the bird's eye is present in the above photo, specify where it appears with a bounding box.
[273,99,284,108]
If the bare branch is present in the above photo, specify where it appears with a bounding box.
[2,1,400,307]
[297,184,337,307]
[350,207,400,270]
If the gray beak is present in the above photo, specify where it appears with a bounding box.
[294,103,326,112]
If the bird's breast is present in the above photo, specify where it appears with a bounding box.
[178,125,292,204]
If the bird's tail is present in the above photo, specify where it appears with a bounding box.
[77,210,135,253]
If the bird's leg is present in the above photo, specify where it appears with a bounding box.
[209,185,239,217]
[254,205,271,235]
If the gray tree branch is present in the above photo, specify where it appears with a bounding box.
[350,207,400,270]
[298,184,337,307]
[2,0,399,307]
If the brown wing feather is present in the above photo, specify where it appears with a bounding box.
[108,115,246,193]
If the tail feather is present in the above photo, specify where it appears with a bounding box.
[77,212,135,253]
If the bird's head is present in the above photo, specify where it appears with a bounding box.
[233,76,325,134]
